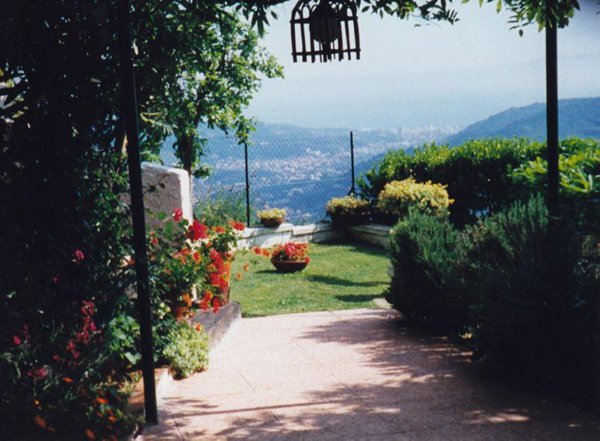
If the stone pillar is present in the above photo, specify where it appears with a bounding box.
[140,162,193,230]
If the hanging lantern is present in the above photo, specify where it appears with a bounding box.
[290,0,361,63]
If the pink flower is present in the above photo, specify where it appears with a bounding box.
[172,208,183,222]
[12,335,21,346]
[73,249,85,262]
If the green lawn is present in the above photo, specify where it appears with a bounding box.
[230,242,390,317]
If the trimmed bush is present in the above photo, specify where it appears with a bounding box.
[359,139,545,226]
[377,178,453,221]
[386,209,467,333]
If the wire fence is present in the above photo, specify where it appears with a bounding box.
[161,130,361,225]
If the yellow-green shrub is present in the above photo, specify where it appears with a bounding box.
[376,178,453,218]
[326,195,370,215]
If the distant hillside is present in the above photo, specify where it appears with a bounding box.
[445,97,600,146]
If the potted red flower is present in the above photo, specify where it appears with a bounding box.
[270,242,310,273]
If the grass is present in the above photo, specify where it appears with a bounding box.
[229,242,390,317]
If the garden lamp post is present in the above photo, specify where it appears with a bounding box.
[290,0,361,62]
[116,0,158,424]
[545,0,560,220]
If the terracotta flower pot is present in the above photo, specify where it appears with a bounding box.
[271,258,309,273]
[260,217,284,228]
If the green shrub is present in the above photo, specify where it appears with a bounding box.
[387,195,600,407]
[463,196,598,405]
[194,188,247,228]
[359,139,545,226]
[386,209,467,333]
[376,178,453,220]
[511,138,600,229]
[162,321,209,379]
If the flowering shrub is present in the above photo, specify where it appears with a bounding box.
[376,178,453,219]
[326,195,370,215]
[1,299,138,439]
[270,242,310,262]
[257,208,286,221]
[148,209,245,317]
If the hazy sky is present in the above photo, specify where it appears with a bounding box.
[246,1,600,130]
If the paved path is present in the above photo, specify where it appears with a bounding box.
[142,309,599,440]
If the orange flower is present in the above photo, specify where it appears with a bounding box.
[85,428,95,440]
[34,416,47,429]
[62,377,74,383]
[181,293,193,307]
[108,415,117,424]
[235,272,242,281]
[195,323,203,332]
[95,397,108,405]
[193,251,202,263]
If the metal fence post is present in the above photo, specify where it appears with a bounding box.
[350,131,356,195]
[244,142,251,227]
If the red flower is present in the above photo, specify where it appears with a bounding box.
[209,249,223,266]
[12,335,21,346]
[188,220,208,241]
[212,298,221,313]
[28,366,48,380]
[66,341,80,359]
[229,221,245,231]
[73,249,85,262]
[81,301,95,316]
[172,208,183,222]
[252,247,262,255]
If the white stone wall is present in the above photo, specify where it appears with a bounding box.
[346,224,392,249]
[141,163,193,229]
[236,223,342,250]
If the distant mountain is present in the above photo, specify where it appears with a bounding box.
[445,97,600,146]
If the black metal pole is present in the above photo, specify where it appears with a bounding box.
[244,142,251,227]
[116,0,158,424]
[546,0,560,220]
[350,131,356,195]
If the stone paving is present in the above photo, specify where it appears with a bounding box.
[140,309,599,440]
